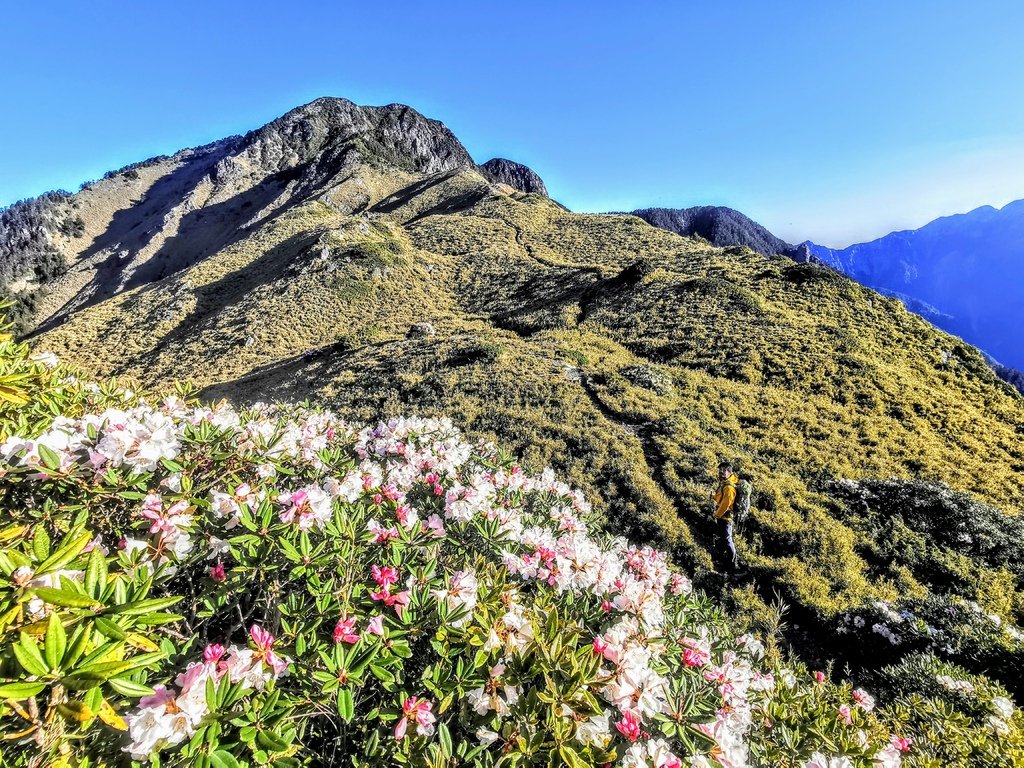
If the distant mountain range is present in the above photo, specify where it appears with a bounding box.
[805,201,1024,369]
[635,201,1024,372]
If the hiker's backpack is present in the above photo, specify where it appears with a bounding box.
[735,478,753,524]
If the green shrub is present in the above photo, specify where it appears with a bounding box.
[0,338,906,768]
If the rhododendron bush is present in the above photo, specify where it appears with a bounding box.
[0,336,933,767]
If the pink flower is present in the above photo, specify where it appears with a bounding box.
[601,599,613,613]
[371,588,411,617]
[425,514,446,538]
[394,696,436,740]
[333,616,360,644]
[278,490,309,525]
[838,704,853,725]
[681,638,711,668]
[668,573,691,596]
[210,563,226,582]
[395,504,416,527]
[139,684,176,710]
[852,688,875,711]
[614,710,643,742]
[203,644,226,663]
[891,736,912,752]
[593,637,609,656]
[367,519,400,544]
[683,647,709,667]
[814,671,825,683]
[250,624,275,651]
[367,615,385,636]
[371,564,400,590]
[250,624,288,676]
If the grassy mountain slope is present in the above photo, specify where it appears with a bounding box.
[8,98,1024,682]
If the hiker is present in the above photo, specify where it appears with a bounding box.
[711,461,741,573]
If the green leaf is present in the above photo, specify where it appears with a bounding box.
[33,586,99,609]
[438,723,453,758]
[108,677,156,697]
[132,611,183,626]
[44,613,67,670]
[32,527,51,562]
[61,672,108,691]
[256,729,289,753]
[84,685,103,714]
[77,640,123,669]
[0,681,47,699]
[78,660,139,677]
[34,531,93,575]
[337,688,354,722]
[107,596,183,616]
[94,617,128,640]
[37,443,62,471]
[62,626,91,669]
[14,633,49,676]
[210,751,240,768]
[557,745,589,768]
[84,547,108,599]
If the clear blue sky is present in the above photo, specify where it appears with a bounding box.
[2,1,1022,247]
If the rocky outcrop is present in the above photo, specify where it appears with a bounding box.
[215,98,475,194]
[632,206,795,259]
[0,98,479,334]
[790,242,823,264]
[478,158,548,196]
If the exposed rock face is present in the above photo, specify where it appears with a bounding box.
[633,206,795,258]
[790,242,822,264]
[479,158,548,196]
[0,98,478,333]
[216,98,475,193]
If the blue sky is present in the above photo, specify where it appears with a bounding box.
[2,1,1022,247]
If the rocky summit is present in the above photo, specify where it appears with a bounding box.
[2,96,1024,705]
[631,205,799,259]
[479,157,549,196]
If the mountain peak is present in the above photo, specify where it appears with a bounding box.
[632,205,795,258]
[478,158,548,195]
[223,97,475,184]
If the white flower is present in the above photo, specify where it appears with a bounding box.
[29,351,59,367]
[476,727,501,746]
[873,746,902,768]
[575,711,611,747]
[852,688,875,712]
[432,568,479,626]
[123,686,195,760]
[989,714,1011,736]
[804,753,854,768]
[992,696,1015,720]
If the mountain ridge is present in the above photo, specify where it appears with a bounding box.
[1,99,1023,689]
[805,198,1024,368]
[630,205,803,260]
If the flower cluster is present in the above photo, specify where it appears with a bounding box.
[0,347,916,768]
[124,626,288,759]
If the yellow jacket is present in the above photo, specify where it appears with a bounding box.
[713,473,738,519]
